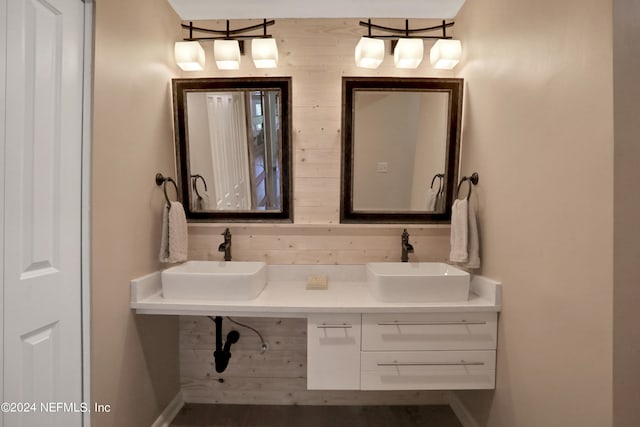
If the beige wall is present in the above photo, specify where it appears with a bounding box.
[454,0,614,426]
[613,0,640,425]
[91,0,183,425]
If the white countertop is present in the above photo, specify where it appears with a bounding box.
[130,265,501,317]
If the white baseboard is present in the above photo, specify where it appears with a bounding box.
[151,391,184,427]
[447,391,480,427]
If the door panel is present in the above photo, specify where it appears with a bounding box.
[3,0,84,425]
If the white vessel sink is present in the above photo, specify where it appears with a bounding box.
[366,262,470,302]
[161,260,267,300]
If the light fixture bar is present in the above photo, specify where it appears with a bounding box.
[358,19,454,40]
[176,19,279,71]
[181,19,275,41]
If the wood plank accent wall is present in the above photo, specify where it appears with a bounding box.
[181,316,448,405]
[181,18,457,405]
[189,225,451,264]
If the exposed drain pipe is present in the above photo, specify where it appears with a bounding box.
[210,316,240,373]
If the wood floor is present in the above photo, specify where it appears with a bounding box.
[171,404,463,427]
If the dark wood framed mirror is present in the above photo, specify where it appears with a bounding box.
[340,77,463,224]
[172,77,292,222]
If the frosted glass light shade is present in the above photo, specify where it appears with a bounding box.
[174,41,205,71]
[252,38,278,68]
[355,37,385,69]
[430,39,462,70]
[394,38,424,69]
[214,40,241,70]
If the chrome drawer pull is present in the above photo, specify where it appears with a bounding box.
[317,324,352,329]
[377,320,487,326]
[377,361,485,367]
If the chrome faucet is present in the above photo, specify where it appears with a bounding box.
[401,229,414,262]
[218,228,232,261]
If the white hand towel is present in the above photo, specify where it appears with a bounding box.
[449,199,469,263]
[159,201,188,263]
[196,194,209,211]
[465,196,481,269]
[426,188,438,211]
[436,191,445,212]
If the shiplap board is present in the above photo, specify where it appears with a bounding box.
[188,226,451,264]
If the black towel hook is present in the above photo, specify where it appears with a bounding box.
[155,173,179,206]
[430,173,444,189]
[191,174,208,200]
[430,173,444,196]
[456,172,479,201]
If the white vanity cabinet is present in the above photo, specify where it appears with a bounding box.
[130,268,502,392]
[307,312,498,391]
[307,314,362,390]
[360,312,497,390]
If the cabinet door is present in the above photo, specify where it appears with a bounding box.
[361,350,496,390]
[362,312,497,351]
[307,314,361,390]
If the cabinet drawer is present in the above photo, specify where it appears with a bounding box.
[362,312,497,351]
[361,350,496,390]
[307,314,361,390]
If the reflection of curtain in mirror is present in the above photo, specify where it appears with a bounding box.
[206,93,252,210]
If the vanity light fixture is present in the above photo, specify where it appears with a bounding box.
[251,38,278,68]
[394,38,424,69]
[430,39,462,70]
[177,20,278,70]
[355,21,385,69]
[356,19,461,70]
[355,37,385,69]
[214,39,241,70]
[174,41,205,71]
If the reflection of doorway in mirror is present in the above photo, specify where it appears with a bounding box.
[246,91,281,211]
[186,89,283,212]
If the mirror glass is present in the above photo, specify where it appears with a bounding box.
[341,77,463,223]
[173,78,292,222]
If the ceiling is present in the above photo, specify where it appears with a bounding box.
[168,0,466,20]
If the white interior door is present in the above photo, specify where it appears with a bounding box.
[2,0,85,425]
[206,93,251,210]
